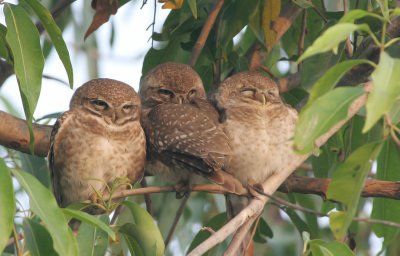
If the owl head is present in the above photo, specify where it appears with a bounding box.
[70,78,141,125]
[139,62,206,108]
[213,71,281,110]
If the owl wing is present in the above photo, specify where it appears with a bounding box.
[144,101,246,194]
[48,111,73,207]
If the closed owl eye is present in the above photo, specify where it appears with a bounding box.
[91,99,109,110]
[122,104,135,113]
[158,88,174,97]
[240,87,256,97]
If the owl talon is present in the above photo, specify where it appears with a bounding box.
[174,182,191,199]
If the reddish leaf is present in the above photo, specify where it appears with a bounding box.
[84,0,118,40]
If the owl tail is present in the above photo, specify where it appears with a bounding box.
[225,194,254,256]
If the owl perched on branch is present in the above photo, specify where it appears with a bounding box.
[48,78,146,213]
[212,71,299,255]
[139,62,245,195]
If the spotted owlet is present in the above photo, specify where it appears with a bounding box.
[139,62,244,194]
[213,70,299,214]
[48,78,146,213]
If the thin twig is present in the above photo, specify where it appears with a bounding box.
[140,178,153,216]
[224,214,258,256]
[189,0,225,66]
[164,192,191,247]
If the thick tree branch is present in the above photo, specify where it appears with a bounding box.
[0,111,52,157]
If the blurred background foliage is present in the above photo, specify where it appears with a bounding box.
[0,0,400,255]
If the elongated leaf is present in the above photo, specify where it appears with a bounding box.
[307,59,372,106]
[0,159,15,253]
[187,0,197,19]
[23,0,73,87]
[298,24,371,62]
[364,52,400,132]
[294,87,364,154]
[327,142,381,240]
[372,140,400,245]
[309,239,354,256]
[4,3,44,150]
[121,201,164,256]
[19,153,50,188]
[339,9,384,23]
[77,215,109,256]
[23,219,57,256]
[262,0,281,50]
[10,170,78,256]
[62,208,116,240]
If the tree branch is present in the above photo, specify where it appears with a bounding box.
[0,111,52,157]
[189,0,225,67]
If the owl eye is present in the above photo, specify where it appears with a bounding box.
[122,104,134,113]
[158,89,174,97]
[91,99,109,110]
[267,89,278,97]
[240,87,256,97]
[188,89,197,96]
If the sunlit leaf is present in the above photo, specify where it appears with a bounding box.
[363,52,400,132]
[262,0,281,50]
[0,159,15,253]
[294,87,364,154]
[23,219,57,256]
[23,0,74,87]
[10,169,78,256]
[327,142,381,240]
[298,24,371,62]
[4,3,45,150]
[119,201,164,256]
[372,140,400,246]
[77,215,109,256]
[309,239,354,256]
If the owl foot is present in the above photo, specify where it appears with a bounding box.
[247,179,264,198]
[174,182,191,199]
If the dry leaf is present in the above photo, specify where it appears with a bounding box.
[262,0,281,51]
[84,0,118,40]
[158,0,184,9]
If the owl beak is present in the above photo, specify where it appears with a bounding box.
[111,112,117,123]
[173,95,185,104]
[255,93,267,105]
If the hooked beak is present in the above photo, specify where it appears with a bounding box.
[255,93,267,105]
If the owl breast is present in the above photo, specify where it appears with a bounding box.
[53,114,145,207]
[223,105,297,185]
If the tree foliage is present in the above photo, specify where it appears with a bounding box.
[0,0,400,255]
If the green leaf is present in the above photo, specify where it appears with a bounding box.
[62,208,116,241]
[219,0,259,47]
[327,142,382,240]
[339,9,384,23]
[19,153,50,188]
[187,0,197,19]
[120,201,164,256]
[187,212,228,255]
[23,219,57,256]
[372,140,400,245]
[10,169,78,256]
[253,217,273,243]
[364,52,400,132]
[294,87,364,154]
[23,0,73,88]
[77,215,109,256]
[298,23,371,62]
[0,159,15,253]
[282,207,310,235]
[309,239,354,256]
[4,3,45,150]
[306,59,372,106]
